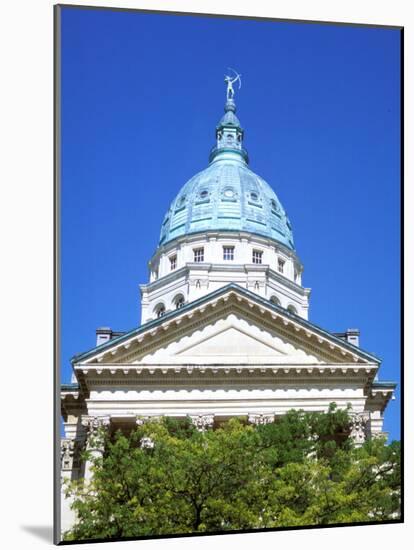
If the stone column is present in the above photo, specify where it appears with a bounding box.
[349,411,370,447]
[248,413,275,425]
[81,415,111,479]
[189,414,215,432]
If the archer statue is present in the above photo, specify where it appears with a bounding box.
[224,68,242,100]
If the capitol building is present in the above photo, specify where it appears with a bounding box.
[60,78,396,532]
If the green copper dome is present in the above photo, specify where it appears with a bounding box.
[159,96,295,250]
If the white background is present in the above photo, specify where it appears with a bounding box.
[0,1,410,548]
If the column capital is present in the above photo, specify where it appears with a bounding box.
[248,413,275,425]
[189,414,214,432]
[81,415,111,434]
[349,411,370,445]
[140,437,155,449]
[81,415,111,453]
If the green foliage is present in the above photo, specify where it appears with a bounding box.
[63,407,401,541]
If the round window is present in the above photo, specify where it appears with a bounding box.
[224,188,235,198]
[199,189,209,199]
[250,192,258,201]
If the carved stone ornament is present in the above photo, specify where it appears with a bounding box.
[140,437,155,449]
[189,414,215,432]
[248,413,275,425]
[81,415,111,449]
[61,438,76,470]
[190,278,208,289]
[81,415,111,434]
[349,412,371,445]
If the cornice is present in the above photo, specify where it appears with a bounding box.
[92,301,343,366]
[73,284,381,366]
[141,263,310,301]
[266,267,309,295]
[140,265,188,293]
[366,385,396,413]
[73,363,377,392]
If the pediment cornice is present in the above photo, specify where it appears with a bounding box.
[73,284,379,367]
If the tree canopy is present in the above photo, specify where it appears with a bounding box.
[63,405,401,541]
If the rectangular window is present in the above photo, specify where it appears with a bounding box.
[278,258,285,273]
[170,255,177,271]
[193,248,204,262]
[252,249,263,264]
[223,246,234,261]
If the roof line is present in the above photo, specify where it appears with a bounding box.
[61,383,79,391]
[372,381,398,388]
[160,228,295,251]
[71,283,381,364]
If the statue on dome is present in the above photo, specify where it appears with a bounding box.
[224,68,242,100]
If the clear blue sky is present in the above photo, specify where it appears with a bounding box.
[60,7,401,440]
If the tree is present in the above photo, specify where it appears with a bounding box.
[63,406,401,541]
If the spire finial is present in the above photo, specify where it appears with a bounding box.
[224,68,242,103]
[209,70,248,164]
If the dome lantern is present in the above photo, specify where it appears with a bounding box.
[209,92,249,164]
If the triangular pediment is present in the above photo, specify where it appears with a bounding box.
[168,318,316,364]
[177,325,285,358]
[74,284,378,367]
[131,311,324,365]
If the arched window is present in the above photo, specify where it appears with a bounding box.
[154,303,166,318]
[174,295,185,309]
[287,305,297,315]
[270,295,281,306]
